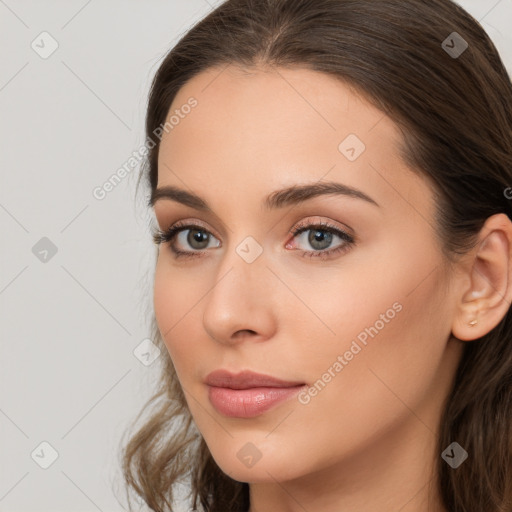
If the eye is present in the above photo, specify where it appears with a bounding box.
[287,220,355,259]
[152,222,220,259]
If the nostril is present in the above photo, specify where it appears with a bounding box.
[233,329,257,338]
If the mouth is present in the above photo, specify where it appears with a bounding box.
[205,369,307,418]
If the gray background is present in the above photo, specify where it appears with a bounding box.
[0,1,511,511]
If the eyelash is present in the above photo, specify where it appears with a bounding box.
[152,220,355,260]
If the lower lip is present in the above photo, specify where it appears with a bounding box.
[208,385,306,418]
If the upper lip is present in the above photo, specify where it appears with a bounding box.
[205,369,306,390]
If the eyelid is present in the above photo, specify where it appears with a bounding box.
[287,216,355,239]
[158,218,221,240]
[154,207,228,237]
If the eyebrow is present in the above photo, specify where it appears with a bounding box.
[149,181,380,211]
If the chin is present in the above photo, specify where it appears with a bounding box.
[208,441,308,484]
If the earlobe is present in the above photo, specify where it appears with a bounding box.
[451,213,512,342]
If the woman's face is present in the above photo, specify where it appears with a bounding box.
[152,64,464,488]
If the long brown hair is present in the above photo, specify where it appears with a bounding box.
[120,1,512,510]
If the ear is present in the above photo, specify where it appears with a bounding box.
[451,213,512,341]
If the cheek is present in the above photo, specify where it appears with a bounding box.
[296,252,450,435]
[153,259,178,340]
[153,257,204,368]
[282,242,428,365]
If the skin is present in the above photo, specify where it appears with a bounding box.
[151,64,512,512]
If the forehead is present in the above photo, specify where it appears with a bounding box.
[162,63,402,155]
[156,64,434,225]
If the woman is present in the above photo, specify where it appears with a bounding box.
[121,0,512,510]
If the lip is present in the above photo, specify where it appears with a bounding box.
[205,370,307,418]
[205,369,305,389]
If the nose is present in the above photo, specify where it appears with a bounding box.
[201,242,277,346]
